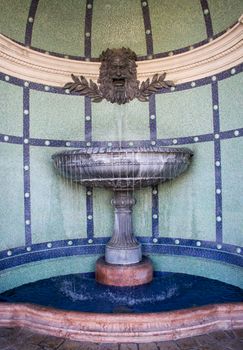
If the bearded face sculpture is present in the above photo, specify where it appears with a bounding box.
[64,48,174,104]
[98,48,139,104]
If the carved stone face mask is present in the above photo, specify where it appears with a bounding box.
[64,47,174,105]
[98,48,139,104]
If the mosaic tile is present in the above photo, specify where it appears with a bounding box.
[208,0,243,34]
[149,0,206,54]
[0,0,30,43]
[0,81,23,136]
[92,0,146,57]
[221,138,243,246]
[0,144,25,251]
[158,142,215,241]
[92,99,149,141]
[156,85,213,139]
[219,73,243,132]
[30,147,87,243]
[32,0,86,56]
[30,90,85,141]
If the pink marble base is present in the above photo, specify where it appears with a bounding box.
[95,256,153,286]
[0,302,242,343]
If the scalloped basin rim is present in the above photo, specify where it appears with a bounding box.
[52,146,194,157]
[52,146,193,188]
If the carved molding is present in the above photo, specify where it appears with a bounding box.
[0,15,242,87]
[0,302,243,343]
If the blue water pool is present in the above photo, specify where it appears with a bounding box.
[0,272,242,313]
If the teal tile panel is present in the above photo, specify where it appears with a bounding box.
[151,254,243,288]
[0,0,31,43]
[0,81,23,137]
[92,100,149,142]
[221,138,243,246]
[1,254,242,293]
[0,255,99,293]
[218,73,243,132]
[30,91,85,140]
[32,0,86,56]
[92,0,146,57]
[158,142,215,241]
[133,188,152,237]
[149,0,206,54]
[208,0,243,34]
[30,147,87,244]
[93,188,113,238]
[0,144,25,250]
[156,85,213,139]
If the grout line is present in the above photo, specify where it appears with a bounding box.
[23,88,32,246]
[24,0,39,47]
[141,0,154,56]
[211,81,223,244]
[200,0,214,39]
[84,0,94,59]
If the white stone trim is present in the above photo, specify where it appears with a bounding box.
[0,15,242,87]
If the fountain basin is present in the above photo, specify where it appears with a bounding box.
[52,146,193,276]
[0,273,243,343]
[52,146,193,189]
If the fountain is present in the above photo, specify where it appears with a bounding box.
[0,47,242,344]
[52,146,193,286]
[52,47,193,287]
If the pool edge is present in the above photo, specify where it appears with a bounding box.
[0,302,242,343]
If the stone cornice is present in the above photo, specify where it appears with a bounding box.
[0,15,242,86]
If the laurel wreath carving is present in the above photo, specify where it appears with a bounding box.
[137,73,174,102]
[64,74,103,102]
[64,73,174,103]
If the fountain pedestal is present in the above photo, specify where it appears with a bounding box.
[96,190,153,286]
[105,191,141,265]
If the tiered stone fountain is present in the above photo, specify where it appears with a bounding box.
[52,145,193,286]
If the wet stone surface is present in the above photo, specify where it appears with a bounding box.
[0,328,243,349]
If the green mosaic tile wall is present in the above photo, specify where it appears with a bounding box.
[30,147,87,244]
[221,138,243,246]
[158,142,215,241]
[0,0,31,42]
[208,0,243,34]
[91,0,146,57]
[32,0,86,56]
[0,81,23,137]
[149,0,206,53]
[92,100,149,142]
[0,144,25,251]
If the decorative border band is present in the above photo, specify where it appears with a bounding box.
[0,239,242,271]
[0,15,242,86]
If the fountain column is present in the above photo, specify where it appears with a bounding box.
[105,190,142,265]
[95,190,153,287]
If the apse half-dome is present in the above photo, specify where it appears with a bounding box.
[0,0,242,59]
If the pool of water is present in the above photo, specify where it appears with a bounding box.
[0,272,242,313]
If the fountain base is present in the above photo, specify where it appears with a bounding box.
[95,256,153,287]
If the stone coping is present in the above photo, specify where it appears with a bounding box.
[0,302,242,343]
